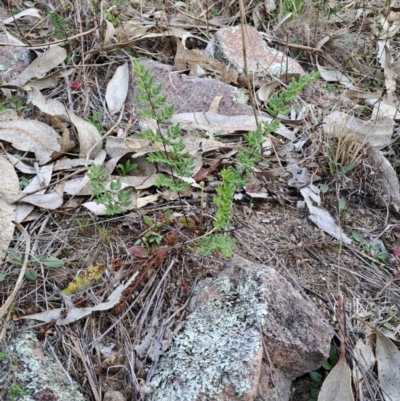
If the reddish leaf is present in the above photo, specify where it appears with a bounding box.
[193,160,221,182]
[392,246,400,258]
[71,81,82,90]
[127,246,149,258]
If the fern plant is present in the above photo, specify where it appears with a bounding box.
[86,164,132,215]
[48,11,73,39]
[133,59,195,193]
[199,72,319,257]
[267,71,320,117]
[130,61,319,258]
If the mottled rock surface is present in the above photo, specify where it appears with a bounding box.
[131,60,257,116]
[0,33,32,84]
[205,26,305,78]
[1,329,85,401]
[149,255,332,401]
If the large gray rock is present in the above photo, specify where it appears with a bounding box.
[1,329,85,401]
[149,255,332,401]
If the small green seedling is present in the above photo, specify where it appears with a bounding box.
[118,159,138,176]
[86,164,132,215]
[5,248,64,281]
[309,345,339,401]
[351,229,389,264]
[338,197,346,218]
[8,383,29,401]
[85,110,106,135]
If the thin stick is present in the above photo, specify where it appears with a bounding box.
[0,222,31,340]
[0,24,98,49]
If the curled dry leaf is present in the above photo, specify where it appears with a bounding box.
[375,328,400,401]
[0,116,71,165]
[318,357,354,401]
[2,8,42,24]
[0,156,19,261]
[21,272,138,325]
[29,87,102,158]
[171,112,295,140]
[300,186,352,245]
[353,337,376,385]
[104,19,115,45]
[106,137,151,159]
[8,46,67,87]
[366,146,400,212]
[316,59,356,89]
[106,62,129,115]
[323,111,393,149]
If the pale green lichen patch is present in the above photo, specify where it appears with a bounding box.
[150,269,268,401]
[3,329,85,401]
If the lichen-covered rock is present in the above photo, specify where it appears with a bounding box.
[1,328,85,401]
[149,255,332,401]
[0,33,32,84]
[205,26,305,79]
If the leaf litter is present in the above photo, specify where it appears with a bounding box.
[1,1,400,400]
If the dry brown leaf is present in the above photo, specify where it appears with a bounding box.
[318,357,354,401]
[0,156,19,261]
[256,81,280,102]
[316,59,356,89]
[0,117,66,165]
[324,111,393,149]
[105,137,151,159]
[2,8,42,24]
[299,185,352,245]
[353,337,376,385]
[21,272,138,325]
[29,87,102,158]
[174,39,238,85]
[375,329,400,401]
[23,68,74,91]
[104,19,115,45]
[170,112,294,140]
[106,62,129,115]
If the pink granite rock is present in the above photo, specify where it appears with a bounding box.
[205,26,305,78]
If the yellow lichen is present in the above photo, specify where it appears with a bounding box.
[62,263,104,295]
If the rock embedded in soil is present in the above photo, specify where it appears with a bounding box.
[205,26,305,79]
[132,59,258,116]
[149,255,332,401]
[0,33,32,84]
[1,328,85,401]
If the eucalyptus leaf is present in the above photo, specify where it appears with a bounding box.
[309,371,322,384]
[143,215,153,227]
[43,258,64,269]
[31,254,44,263]
[320,183,329,193]
[351,229,363,244]
[0,273,6,282]
[7,248,23,263]
[25,269,37,281]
